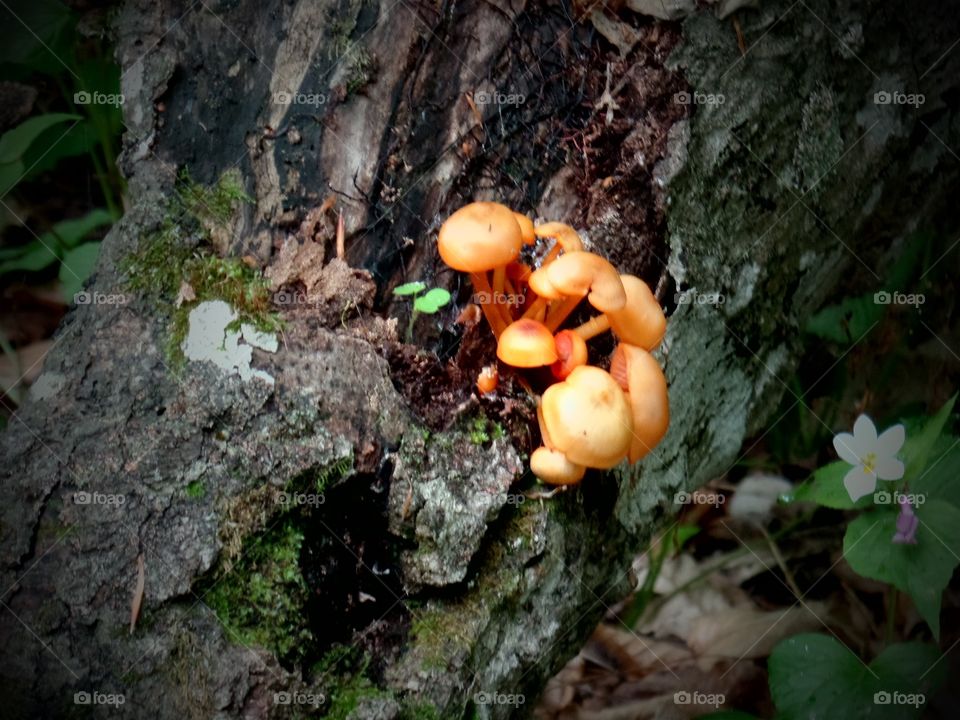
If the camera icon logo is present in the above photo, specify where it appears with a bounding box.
[74,91,91,105]
[674,91,691,105]
[273,91,292,105]
[874,291,891,305]
[874,691,891,704]
[874,91,892,105]
[674,691,691,704]
[874,490,892,504]
[74,291,92,305]
[674,491,690,505]
[74,691,91,704]
[73,491,91,504]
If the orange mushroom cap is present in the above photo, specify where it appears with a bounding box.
[610,343,669,463]
[534,222,584,253]
[551,329,588,380]
[607,276,666,351]
[528,251,626,312]
[476,364,498,395]
[513,213,536,244]
[437,202,523,272]
[540,365,633,469]
[497,319,558,367]
[530,447,586,485]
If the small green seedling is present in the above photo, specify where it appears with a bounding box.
[393,281,451,341]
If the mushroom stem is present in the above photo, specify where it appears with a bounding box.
[544,294,584,332]
[521,295,549,321]
[491,265,513,325]
[470,271,507,337]
[573,314,611,341]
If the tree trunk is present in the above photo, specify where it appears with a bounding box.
[2,0,958,718]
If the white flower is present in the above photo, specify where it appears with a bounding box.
[833,415,905,502]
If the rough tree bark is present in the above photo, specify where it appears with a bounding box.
[1,0,958,718]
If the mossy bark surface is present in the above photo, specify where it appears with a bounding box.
[1,1,958,719]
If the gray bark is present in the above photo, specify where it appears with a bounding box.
[1,0,958,718]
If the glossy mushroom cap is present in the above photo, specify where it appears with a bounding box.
[513,213,536,244]
[534,222,584,253]
[497,319,558,367]
[540,365,633,469]
[610,343,669,463]
[607,276,666,351]
[437,202,523,272]
[528,251,626,312]
[530,447,586,485]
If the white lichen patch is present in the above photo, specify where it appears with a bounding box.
[182,300,277,385]
[29,372,67,401]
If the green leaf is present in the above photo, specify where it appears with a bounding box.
[0,0,76,77]
[912,435,960,508]
[844,500,960,639]
[0,159,26,197]
[393,281,426,296]
[901,395,956,481]
[806,293,883,344]
[792,461,873,509]
[59,242,101,300]
[47,209,114,248]
[769,634,945,720]
[0,113,80,164]
[20,120,99,180]
[413,288,451,314]
[0,240,59,275]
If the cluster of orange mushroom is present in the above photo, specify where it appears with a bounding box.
[437,201,669,486]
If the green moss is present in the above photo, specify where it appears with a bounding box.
[345,48,375,95]
[185,480,205,499]
[314,453,354,494]
[399,701,441,720]
[467,416,505,445]
[123,170,280,368]
[203,522,311,662]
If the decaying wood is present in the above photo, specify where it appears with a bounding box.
[1,0,958,718]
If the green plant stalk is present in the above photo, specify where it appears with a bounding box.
[406,306,420,342]
[885,586,898,645]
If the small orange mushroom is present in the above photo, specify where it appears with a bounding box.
[476,364,498,395]
[551,329,587,380]
[513,213,536,245]
[437,202,523,337]
[497,319,558,367]
[610,343,669,463]
[528,251,626,332]
[573,275,666,351]
[521,222,584,321]
[534,366,633,485]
